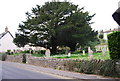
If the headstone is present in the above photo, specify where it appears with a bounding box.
[68,51,71,57]
[102,47,107,56]
[45,49,51,57]
[88,47,93,57]
[88,47,94,60]
[33,50,36,54]
[82,50,85,55]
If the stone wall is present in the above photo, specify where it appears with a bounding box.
[26,54,73,70]
[5,54,23,63]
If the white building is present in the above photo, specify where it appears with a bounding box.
[99,28,120,40]
[0,27,19,52]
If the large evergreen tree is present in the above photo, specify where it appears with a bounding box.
[14,1,98,54]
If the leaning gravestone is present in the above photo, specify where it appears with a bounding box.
[88,47,93,56]
[45,49,51,57]
[88,47,93,59]
[102,47,107,56]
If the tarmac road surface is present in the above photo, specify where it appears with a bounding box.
[0,61,119,81]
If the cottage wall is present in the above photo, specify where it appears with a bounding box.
[0,32,18,52]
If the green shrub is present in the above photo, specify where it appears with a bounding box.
[21,50,30,53]
[108,31,120,59]
[64,59,119,77]
[99,33,104,39]
[98,60,116,76]
[6,50,11,55]
[40,50,45,54]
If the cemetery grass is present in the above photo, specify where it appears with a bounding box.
[11,51,111,60]
[32,53,44,57]
[52,51,110,60]
[12,53,20,56]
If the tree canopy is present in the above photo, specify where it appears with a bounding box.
[14,1,98,54]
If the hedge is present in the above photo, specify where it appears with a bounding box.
[64,59,119,77]
[108,31,120,60]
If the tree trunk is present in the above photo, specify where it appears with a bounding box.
[51,44,57,54]
[70,46,76,52]
[69,43,76,52]
[50,36,57,54]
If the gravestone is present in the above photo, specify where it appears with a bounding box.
[102,47,107,56]
[88,47,93,56]
[88,47,93,59]
[68,51,71,57]
[45,49,51,57]
[82,50,85,55]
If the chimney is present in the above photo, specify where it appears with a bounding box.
[5,26,8,32]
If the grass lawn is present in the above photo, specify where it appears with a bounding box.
[32,53,44,57]
[11,51,111,60]
[12,53,20,56]
[52,51,110,60]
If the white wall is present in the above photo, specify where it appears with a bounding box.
[103,33,108,40]
[0,32,18,52]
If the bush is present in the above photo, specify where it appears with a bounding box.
[6,50,11,55]
[98,60,116,76]
[40,50,45,54]
[99,33,104,39]
[21,50,30,53]
[65,59,119,77]
[108,31,120,59]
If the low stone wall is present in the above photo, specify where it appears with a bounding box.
[5,54,23,63]
[26,54,72,70]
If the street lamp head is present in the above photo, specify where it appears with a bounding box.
[112,7,120,26]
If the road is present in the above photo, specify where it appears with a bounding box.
[0,61,75,81]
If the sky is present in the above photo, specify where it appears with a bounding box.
[0,0,120,36]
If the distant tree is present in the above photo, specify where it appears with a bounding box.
[14,1,98,54]
[99,33,104,39]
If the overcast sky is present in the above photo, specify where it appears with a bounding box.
[0,0,119,36]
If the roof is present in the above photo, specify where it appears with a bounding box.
[102,28,120,33]
[0,31,14,39]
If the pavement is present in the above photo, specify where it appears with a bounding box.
[2,61,120,80]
